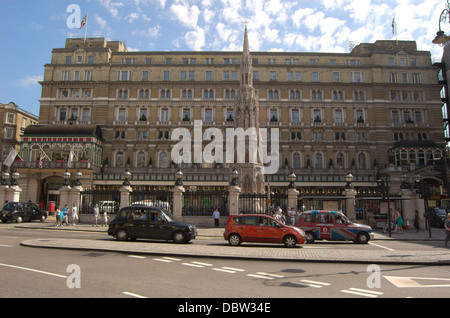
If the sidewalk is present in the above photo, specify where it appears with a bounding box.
[15,220,450,265]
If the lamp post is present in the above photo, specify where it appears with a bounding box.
[414,174,432,238]
[175,170,183,186]
[1,172,10,186]
[122,170,131,186]
[345,172,353,189]
[230,169,239,186]
[433,0,450,46]
[288,172,296,189]
[377,174,391,237]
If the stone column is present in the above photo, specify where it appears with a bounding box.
[119,171,132,208]
[287,187,299,211]
[228,185,241,215]
[6,185,22,202]
[172,185,185,219]
[400,188,413,229]
[344,188,357,220]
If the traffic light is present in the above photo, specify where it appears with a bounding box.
[433,157,448,191]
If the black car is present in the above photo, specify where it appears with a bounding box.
[1,202,48,223]
[108,206,197,244]
[428,207,447,228]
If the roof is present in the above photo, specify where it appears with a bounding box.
[23,124,103,140]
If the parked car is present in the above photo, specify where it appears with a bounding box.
[98,200,119,214]
[295,210,374,244]
[428,207,447,228]
[1,202,48,223]
[107,206,197,244]
[224,214,306,248]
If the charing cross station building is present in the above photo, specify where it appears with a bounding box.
[6,26,449,227]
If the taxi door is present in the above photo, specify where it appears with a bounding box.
[316,212,332,240]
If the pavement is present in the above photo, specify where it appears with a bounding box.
[11,219,450,265]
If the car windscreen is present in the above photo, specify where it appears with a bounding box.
[2,202,18,211]
[435,209,447,216]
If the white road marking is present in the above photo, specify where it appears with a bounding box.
[341,288,383,298]
[182,262,205,268]
[247,272,285,280]
[297,280,331,288]
[123,291,147,298]
[0,244,14,247]
[128,255,146,259]
[0,263,67,278]
[369,242,396,251]
[191,261,213,266]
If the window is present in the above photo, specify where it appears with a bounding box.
[253,71,259,81]
[5,113,14,124]
[314,153,323,169]
[165,58,172,64]
[205,71,212,81]
[312,72,319,82]
[118,71,131,81]
[293,153,301,169]
[59,108,67,121]
[4,127,14,139]
[142,71,149,81]
[270,71,277,80]
[65,56,71,64]
[389,73,398,83]
[62,71,70,81]
[139,108,148,121]
[204,89,214,99]
[116,151,124,167]
[335,109,343,123]
[74,71,80,81]
[351,72,364,83]
[205,109,213,122]
[313,109,321,122]
[159,151,169,168]
[268,90,279,99]
[183,109,191,121]
[392,111,399,124]
[412,73,421,83]
[118,109,126,122]
[161,108,169,122]
[270,109,278,122]
[71,108,78,120]
[290,90,300,100]
[226,109,234,122]
[84,71,92,81]
[163,71,170,81]
[82,108,90,122]
[333,72,340,82]
[291,109,299,123]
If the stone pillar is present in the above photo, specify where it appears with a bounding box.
[6,185,22,202]
[0,184,8,205]
[344,188,357,220]
[287,188,299,211]
[172,185,185,219]
[228,185,241,215]
[59,185,71,209]
[119,185,132,208]
[400,188,414,228]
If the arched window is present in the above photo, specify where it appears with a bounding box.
[116,151,124,167]
[358,153,367,169]
[314,153,323,169]
[293,152,301,169]
[159,151,168,168]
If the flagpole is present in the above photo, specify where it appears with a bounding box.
[84,13,88,44]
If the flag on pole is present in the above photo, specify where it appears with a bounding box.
[3,148,18,167]
[79,14,87,29]
[38,152,46,169]
[392,16,396,35]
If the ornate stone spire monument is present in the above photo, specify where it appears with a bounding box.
[232,23,265,194]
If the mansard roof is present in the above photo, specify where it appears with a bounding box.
[23,124,103,140]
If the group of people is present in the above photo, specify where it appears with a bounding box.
[53,203,109,227]
[53,203,79,227]
[272,206,301,226]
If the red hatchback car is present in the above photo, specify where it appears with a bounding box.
[224,214,306,248]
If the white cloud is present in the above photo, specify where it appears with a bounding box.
[15,75,43,88]
[184,27,205,50]
[170,1,201,29]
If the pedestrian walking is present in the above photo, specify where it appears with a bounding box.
[288,208,296,226]
[444,213,450,247]
[71,203,78,226]
[55,206,61,226]
[102,208,108,227]
[93,203,99,227]
[61,205,69,226]
[395,210,403,234]
[414,210,420,232]
[213,208,220,227]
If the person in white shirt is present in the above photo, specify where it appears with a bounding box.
[213,209,220,227]
[71,203,78,226]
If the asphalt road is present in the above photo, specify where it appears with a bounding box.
[1,225,450,304]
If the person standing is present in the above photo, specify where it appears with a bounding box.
[213,208,220,227]
[445,213,450,247]
[55,206,61,227]
[288,208,296,226]
[71,203,78,226]
[414,210,420,232]
[93,204,99,227]
[102,208,108,227]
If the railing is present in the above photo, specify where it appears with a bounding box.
[12,160,98,170]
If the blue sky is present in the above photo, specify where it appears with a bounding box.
[0,0,446,117]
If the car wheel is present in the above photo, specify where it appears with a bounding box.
[173,231,186,244]
[15,216,23,223]
[305,231,315,243]
[228,233,242,246]
[283,235,297,248]
[355,232,370,244]
[116,229,128,241]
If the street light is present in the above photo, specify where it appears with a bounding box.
[230,169,239,186]
[63,171,71,186]
[10,172,19,186]
[74,171,82,187]
[433,1,450,46]
[345,172,353,189]
[122,170,131,186]
[1,172,10,186]
[414,174,432,238]
[175,170,183,186]
[288,172,296,189]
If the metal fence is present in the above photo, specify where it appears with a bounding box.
[238,193,268,214]
[182,190,229,216]
[129,190,174,212]
[79,189,120,214]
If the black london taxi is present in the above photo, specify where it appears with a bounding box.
[1,201,48,223]
[108,206,197,244]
